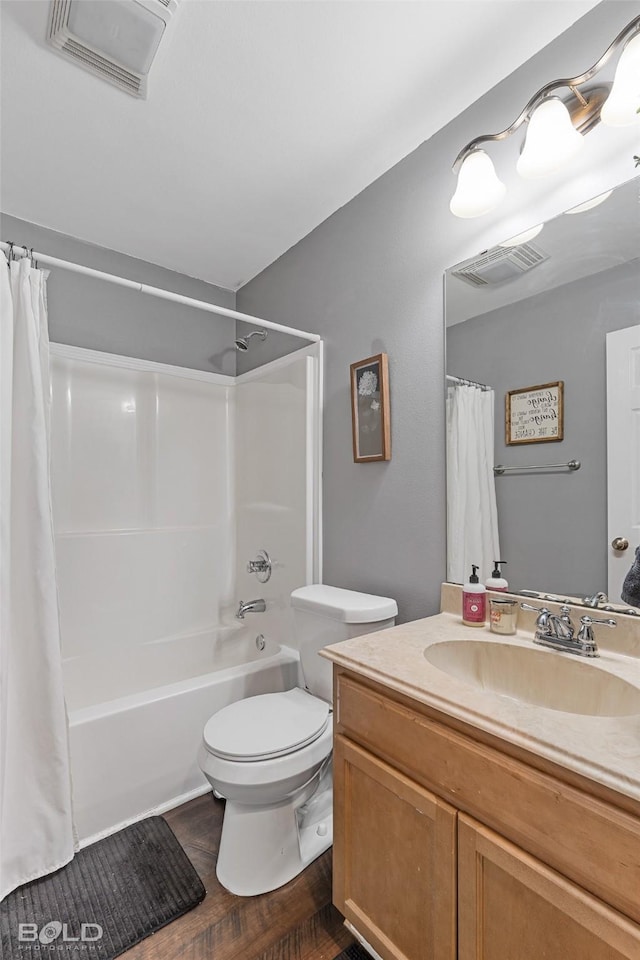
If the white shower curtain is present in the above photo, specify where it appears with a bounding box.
[446,383,500,585]
[0,254,75,901]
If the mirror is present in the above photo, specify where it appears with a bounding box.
[445,176,640,608]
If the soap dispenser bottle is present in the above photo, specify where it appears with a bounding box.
[486,561,508,592]
[462,565,487,627]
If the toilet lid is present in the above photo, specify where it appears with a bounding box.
[203,688,330,761]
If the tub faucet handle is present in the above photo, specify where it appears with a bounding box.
[246,550,272,583]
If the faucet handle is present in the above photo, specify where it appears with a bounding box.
[577,615,616,652]
[520,602,550,613]
[246,550,272,583]
[579,615,617,628]
[520,603,552,628]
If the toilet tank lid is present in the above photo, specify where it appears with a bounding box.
[291,585,397,623]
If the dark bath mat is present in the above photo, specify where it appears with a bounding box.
[0,815,205,959]
[333,943,373,960]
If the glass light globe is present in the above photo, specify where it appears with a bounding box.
[517,98,584,179]
[449,150,506,219]
[600,33,640,127]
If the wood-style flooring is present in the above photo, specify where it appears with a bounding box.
[120,793,354,960]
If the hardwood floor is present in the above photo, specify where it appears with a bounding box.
[120,793,354,960]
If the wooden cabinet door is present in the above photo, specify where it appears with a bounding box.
[458,813,640,960]
[333,734,457,960]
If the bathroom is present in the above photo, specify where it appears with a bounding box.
[1,1,639,959]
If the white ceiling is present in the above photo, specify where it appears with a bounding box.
[0,0,601,290]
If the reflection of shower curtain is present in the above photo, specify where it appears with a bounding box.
[0,255,75,900]
[447,383,500,585]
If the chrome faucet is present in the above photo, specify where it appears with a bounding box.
[520,603,615,658]
[236,598,266,620]
[582,591,608,608]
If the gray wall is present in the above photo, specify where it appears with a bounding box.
[237,2,636,622]
[1,214,237,374]
[447,261,640,599]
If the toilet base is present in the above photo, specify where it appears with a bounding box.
[216,770,333,896]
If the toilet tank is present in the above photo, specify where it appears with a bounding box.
[291,585,398,703]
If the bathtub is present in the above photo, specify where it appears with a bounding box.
[65,628,301,844]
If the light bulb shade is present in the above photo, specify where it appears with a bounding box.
[450,150,506,218]
[517,98,584,179]
[600,33,640,127]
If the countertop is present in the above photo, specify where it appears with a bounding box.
[321,607,640,803]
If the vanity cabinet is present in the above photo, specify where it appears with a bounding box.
[332,668,640,960]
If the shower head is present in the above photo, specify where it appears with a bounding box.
[235,330,268,352]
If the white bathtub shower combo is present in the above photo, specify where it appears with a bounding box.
[50,342,322,844]
[199,584,397,896]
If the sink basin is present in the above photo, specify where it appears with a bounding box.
[424,640,640,717]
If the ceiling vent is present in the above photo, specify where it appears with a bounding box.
[451,242,549,288]
[47,0,179,99]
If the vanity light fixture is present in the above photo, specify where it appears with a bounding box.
[449,149,506,218]
[516,98,584,179]
[600,32,640,126]
[450,15,640,218]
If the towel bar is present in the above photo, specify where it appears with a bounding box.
[494,459,581,475]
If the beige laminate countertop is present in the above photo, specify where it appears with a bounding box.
[321,610,640,803]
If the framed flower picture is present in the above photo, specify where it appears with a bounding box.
[350,353,391,462]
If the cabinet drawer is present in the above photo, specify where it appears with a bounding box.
[336,670,640,924]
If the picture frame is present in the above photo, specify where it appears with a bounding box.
[505,380,564,445]
[350,353,391,462]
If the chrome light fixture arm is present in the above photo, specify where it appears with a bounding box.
[452,14,640,172]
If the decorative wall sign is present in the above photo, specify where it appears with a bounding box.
[350,353,391,462]
[505,380,564,445]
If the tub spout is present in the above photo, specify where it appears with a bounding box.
[236,599,266,620]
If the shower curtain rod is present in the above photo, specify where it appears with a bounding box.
[1,241,320,344]
[446,374,491,391]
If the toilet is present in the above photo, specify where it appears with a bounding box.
[198,584,397,896]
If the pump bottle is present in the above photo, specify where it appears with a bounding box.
[462,565,487,627]
[486,561,508,592]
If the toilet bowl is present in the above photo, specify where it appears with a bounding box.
[198,585,397,896]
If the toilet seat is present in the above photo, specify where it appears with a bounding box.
[203,688,330,762]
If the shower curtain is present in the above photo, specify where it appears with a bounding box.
[446,383,500,585]
[0,254,75,901]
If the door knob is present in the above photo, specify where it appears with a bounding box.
[611,537,629,551]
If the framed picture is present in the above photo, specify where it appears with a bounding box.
[350,353,391,462]
[506,380,564,445]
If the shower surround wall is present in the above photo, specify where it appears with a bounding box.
[235,353,322,641]
[50,344,319,841]
[51,349,235,701]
